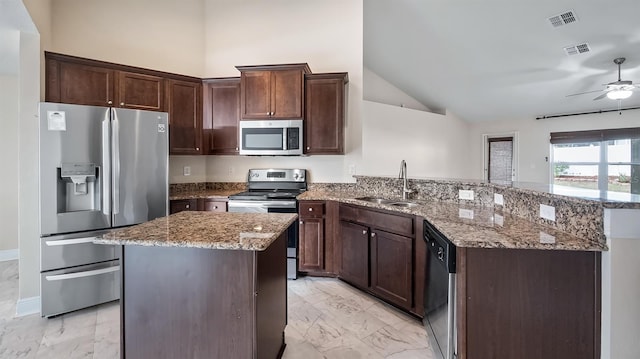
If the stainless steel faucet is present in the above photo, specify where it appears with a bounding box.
[399,160,413,200]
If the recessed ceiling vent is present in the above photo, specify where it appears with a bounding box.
[564,43,590,56]
[548,10,578,27]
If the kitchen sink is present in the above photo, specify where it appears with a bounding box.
[355,197,421,208]
[389,201,420,208]
[354,196,394,204]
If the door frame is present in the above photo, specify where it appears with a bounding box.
[482,132,519,182]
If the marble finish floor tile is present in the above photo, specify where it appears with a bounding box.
[1,259,436,358]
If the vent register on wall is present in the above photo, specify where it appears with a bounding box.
[38,102,169,317]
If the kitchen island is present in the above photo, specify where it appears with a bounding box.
[97,211,297,359]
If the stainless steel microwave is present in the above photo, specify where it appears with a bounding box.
[239,119,303,155]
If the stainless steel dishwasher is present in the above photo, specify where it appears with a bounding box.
[423,220,457,359]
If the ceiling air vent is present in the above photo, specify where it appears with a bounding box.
[564,43,590,56]
[548,10,578,27]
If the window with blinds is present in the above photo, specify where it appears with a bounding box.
[550,127,640,194]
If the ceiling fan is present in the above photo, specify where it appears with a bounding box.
[567,57,640,100]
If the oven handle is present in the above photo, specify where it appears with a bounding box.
[45,266,120,281]
[228,200,297,209]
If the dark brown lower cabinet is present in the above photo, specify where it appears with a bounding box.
[370,229,412,309]
[457,247,601,359]
[299,217,325,272]
[169,199,228,214]
[339,220,370,290]
[121,233,287,359]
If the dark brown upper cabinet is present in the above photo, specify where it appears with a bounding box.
[47,59,116,107]
[202,78,241,155]
[118,71,164,111]
[236,64,311,120]
[304,73,348,155]
[166,79,202,155]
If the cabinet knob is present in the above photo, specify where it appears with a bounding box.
[120,102,125,106]
[236,147,239,151]
[186,204,190,209]
[213,206,218,209]
[371,232,376,237]
[308,208,313,211]
[107,100,113,105]
[362,230,367,235]
[196,147,200,151]
[307,147,310,150]
[300,220,303,224]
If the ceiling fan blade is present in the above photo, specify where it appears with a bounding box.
[566,89,603,97]
[593,92,609,101]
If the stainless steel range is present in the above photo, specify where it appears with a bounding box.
[228,168,307,279]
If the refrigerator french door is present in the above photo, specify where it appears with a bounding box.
[39,102,168,317]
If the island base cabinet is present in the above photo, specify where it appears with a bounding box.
[456,247,601,359]
[121,233,287,359]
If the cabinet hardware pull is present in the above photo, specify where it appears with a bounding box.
[120,102,125,106]
[362,230,367,235]
[186,204,190,209]
[307,147,310,150]
[371,232,376,237]
[196,147,200,151]
[107,100,113,105]
[308,208,313,211]
[300,220,303,224]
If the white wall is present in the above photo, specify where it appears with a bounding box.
[468,109,640,183]
[362,100,471,178]
[201,0,363,183]
[49,0,205,77]
[0,74,20,252]
[363,67,431,112]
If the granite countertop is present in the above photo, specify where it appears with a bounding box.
[169,189,242,201]
[96,211,298,251]
[298,190,607,252]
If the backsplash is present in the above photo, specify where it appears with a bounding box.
[169,182,245,194]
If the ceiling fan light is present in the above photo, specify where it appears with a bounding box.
[607,90,633,100]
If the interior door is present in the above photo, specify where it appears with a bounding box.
[111,108,168,227]
[39,102,112,236]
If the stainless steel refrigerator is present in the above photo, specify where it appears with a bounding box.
[38,102,168,317]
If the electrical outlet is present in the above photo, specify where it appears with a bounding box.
[494,193,504,206]
[539,232,556,244]
[539,204,556,221]
[183,166,191,176]
[458,208,474,219]
[459,190,474,201]
[494,213,504,227]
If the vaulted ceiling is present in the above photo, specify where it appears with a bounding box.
[364,1,640,122]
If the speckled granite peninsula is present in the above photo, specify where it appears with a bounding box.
[96,211,295,359]
[97,211,297,250]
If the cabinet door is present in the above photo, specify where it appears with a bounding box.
[370,229,413,310]
[203,200,226,212]
[166,79,202,155]
[49,61,115,107]
[241,71,271,119]
[299,217,325,272]
[305,75,345,154]
[204,79,240,154]
[339,220,369,289]
[169,199,198,214]
[118,72,164,111]
[271,70,304,118]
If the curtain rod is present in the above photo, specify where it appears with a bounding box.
[536,106,640,120]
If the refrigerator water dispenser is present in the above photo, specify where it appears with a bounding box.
[58,163,100,212]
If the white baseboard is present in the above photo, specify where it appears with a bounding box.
[0,249,19,262]
[16,296,41,317]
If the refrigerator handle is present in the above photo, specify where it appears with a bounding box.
[112,110,120,215]
[102,116,111,216]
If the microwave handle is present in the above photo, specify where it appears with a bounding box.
[283,127,288,150]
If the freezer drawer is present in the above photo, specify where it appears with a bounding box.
[41,230,119,272]
[41,260,120,317]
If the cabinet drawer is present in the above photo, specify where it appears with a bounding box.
[170,199,198,214]
[204,200,227,212]
[300,202,325,217]
[339,204,413,237]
